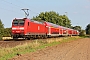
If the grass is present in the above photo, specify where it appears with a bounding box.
[0,36,83,60]
[79,35,90,38]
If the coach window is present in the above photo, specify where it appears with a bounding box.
[28,22,29,26]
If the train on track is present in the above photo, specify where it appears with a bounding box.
[11,18,79,39]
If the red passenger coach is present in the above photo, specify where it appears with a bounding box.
[67,28,73,35]
[67,29,79,36]
[62,27,68,35]
[44,22,60,37]
[73,30,79,35]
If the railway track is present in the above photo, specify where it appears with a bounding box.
[0,36,68,48]
[0,38,40,48]
[0,36,79,48]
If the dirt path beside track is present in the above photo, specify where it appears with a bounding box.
[11,38,90,60]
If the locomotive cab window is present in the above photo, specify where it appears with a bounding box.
[13,19,25,26]
[13,20,18,26]
[19,20,25,26]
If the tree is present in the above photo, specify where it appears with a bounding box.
[32,11,72,28]
[72,26,82,32]
[61,15,72,28]
[0,19,4,40]
[3,28,11,37]
[79,30,86,36]
[86,24,90,35]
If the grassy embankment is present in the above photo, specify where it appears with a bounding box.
[0,36,84,60]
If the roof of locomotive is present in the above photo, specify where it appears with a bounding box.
[13,18,44,24]
[30,20,44,24]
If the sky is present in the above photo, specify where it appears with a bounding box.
[0,0,90,29]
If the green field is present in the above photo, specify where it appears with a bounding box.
[0,36,83,60]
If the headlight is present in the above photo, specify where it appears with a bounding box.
[20,27,24,30]
[12,28,16,30]
[12,31,15,32]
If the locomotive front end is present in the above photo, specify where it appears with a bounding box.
[12,19,25,39]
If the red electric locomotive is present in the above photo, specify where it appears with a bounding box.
[12,18,47,39]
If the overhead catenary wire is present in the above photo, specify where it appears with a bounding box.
[1,0,22,9]
[0,7,22,14]
[14,0,40,14]
[0,0,23,14]
[0,0,40,28]
[1,0,39,15]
